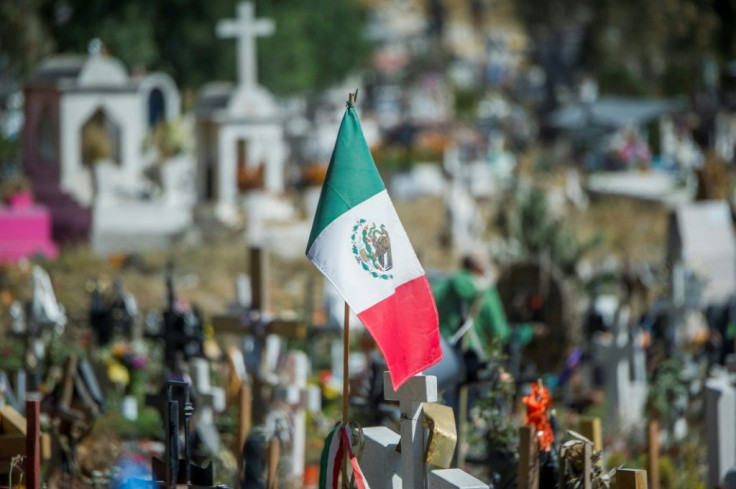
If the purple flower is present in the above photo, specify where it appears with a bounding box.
[130,355,147,370]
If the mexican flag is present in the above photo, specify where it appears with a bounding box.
[306,102,442,388]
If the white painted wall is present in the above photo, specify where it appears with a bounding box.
[60,90,144,204]
[216,120,286,205]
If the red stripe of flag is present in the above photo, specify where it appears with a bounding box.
[357,275,442,387]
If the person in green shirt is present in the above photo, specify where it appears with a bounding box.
[432,255,542,354]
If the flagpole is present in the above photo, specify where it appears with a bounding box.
[342,91,356,489]
[342,301,350,488]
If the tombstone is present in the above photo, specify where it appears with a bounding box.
[23,42,184,242]
[212,247,307,425]
[705,370,736,489]
[0,191,58,262]
[196,2,288,220]
[271,351,321,482]
[592,311,648,430]
[440,145,484,252]
[145,266,205,373]
[359,372,489,489]
[667,201,736,308]
[12,266,66,390]
[189,358,226,457]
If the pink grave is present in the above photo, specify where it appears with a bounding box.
[0,191,58,262]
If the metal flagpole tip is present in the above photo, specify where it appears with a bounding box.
[346,89,359,107]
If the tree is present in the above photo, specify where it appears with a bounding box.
[513,0,730,97]
[257,0,372,96]
[0,0,53,82]
[35,0,371,95]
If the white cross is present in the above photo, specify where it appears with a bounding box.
[217,2,275,91]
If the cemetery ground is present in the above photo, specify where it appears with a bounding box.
[1,182,695,488]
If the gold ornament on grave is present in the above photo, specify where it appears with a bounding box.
[421,402,457,469]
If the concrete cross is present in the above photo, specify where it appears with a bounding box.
[272,351,321,481]
[217,2,275,91]
[384,372,437,489]
[360,373,489,488]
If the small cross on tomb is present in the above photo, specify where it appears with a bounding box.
[271,351,320,481]
[362,372,489,489]
[212,246,306,424]
[593,315,647,429]
[216,2,274,92]
[189,358,226,457]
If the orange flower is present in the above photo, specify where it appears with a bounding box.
[522,381,554,451]
[112,343,128,359]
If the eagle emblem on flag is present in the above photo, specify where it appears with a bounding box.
[351,219,393,280]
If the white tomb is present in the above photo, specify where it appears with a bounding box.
[23,41,193,252]
[195,2,288,221]
[706,370,736,489]
[667,201,736,307]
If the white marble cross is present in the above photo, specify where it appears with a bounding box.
[593,310,647,430]
[217,2,275,91]
[272,351,321,481]
[363,373,488,489]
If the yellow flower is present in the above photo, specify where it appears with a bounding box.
[107,362,130,386]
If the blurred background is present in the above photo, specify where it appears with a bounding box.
[1,1,736,488]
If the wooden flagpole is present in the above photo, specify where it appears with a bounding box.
[341,90,357,489]
[342,301,350,488]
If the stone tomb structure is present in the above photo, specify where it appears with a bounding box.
[23,44,190,251]
[195,2,288,222]
[360,373,489,489]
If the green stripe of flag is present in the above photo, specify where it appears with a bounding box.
[319,425,338,489]
[306,107,386,252]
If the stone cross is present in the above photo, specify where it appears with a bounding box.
[592,313,647,430]
[384,372,438,489]
[272,351,321,482]
[360,373,489,488]
[705,370,736,489]
[212,246,306,424]
[190,358,226,456]
[217,2,275,92]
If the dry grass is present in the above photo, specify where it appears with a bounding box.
[568,196,669,264]
[2,187,669,325]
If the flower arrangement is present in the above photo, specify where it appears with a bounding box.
[101,341,148,396]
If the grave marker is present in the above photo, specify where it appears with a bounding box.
[705,371,736,489]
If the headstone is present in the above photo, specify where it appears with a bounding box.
[359,373,489,489]
[272,351,320,482]
[197,2,288,216]
[190,358,226,456]
[705,371,736,489]
[0,191,58,262]
[592,311,647,430]
[23,45,185,244]
[361,426,402,489]
[667,201,736,307]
